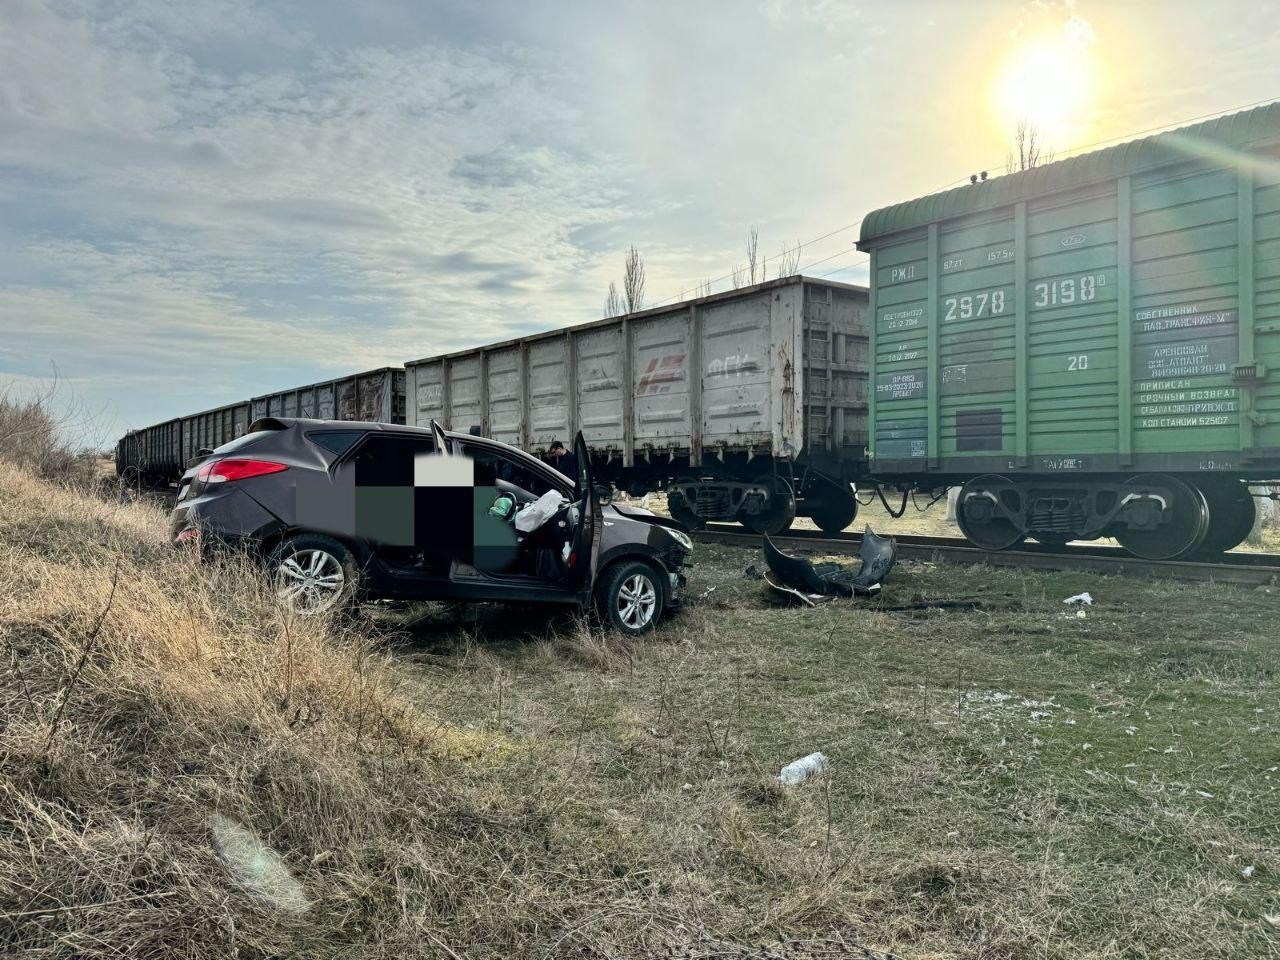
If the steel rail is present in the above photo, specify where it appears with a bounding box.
[693,524,1280,587]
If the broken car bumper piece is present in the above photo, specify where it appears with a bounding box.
[762,526,896,599]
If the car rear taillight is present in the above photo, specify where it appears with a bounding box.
[198,458,288,484]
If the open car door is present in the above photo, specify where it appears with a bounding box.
[566,431,599,599]
[429,419,450,454]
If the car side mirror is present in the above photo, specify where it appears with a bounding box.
[593,483,612,503]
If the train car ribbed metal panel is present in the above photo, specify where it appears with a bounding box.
[252,367,404,429]
[857,102,1280,478]
[119,367,404,482]
[403,276,868,468]
[529,337,571,446]
[574,324,624,449]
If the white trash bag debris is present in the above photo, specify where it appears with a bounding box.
[515,489,569,533]
[779,751,829,785]
[1064,592,1094,606]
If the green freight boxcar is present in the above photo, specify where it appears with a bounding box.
[857,103,1280,559]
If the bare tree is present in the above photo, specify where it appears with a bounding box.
[604,281,623,318]
[623,245,645,313]
[695,277,714,298]
[775,240,801,279]
[1006,119,1054,173]
[745,225,760,285]
[730,263,746,290]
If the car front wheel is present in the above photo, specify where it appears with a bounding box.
[598,560,665,636]
[267,534,357,616]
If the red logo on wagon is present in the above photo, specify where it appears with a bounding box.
[637,353,686,394]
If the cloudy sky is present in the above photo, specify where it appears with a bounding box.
[4,0,1280,438]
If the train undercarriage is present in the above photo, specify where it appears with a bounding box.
[944,473,1269,561]
[595,453,860,537]
[597,449,1272,562]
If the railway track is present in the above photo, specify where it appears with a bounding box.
[693,524,1280,587]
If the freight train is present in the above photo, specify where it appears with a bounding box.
[114,368,404,486]
[856,102,1280,559]
[115,102,1280,559]
[403,277,869,534]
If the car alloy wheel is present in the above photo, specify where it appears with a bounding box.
[275,548,346,614]
[616,572,657,630]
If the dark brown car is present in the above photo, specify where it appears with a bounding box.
[170,419,690,634]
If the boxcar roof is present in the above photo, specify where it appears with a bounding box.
[858,101,1280,248]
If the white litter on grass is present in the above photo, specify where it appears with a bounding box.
[1196,790,1215,799]
[211,814,311,915]
[1242,865,1256,879]
[779,752,829,785]
[1020,697,1057,710]
[1064,592,1094,605]
[1075,608,1088,619]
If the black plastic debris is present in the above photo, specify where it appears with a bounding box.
[762,526,897,602]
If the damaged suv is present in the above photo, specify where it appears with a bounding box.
[170,419,690,634]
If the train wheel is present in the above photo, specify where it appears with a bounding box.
[1190,480,1256,558]
[741,473,796,536]
[1114,474,1209,561]
[805,484,858,534]
[667,480,705,531]
[956,475,1026,551]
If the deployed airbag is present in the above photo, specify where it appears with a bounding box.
[763,526,896,598]
[514,489,569,533]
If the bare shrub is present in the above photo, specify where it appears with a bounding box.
[623,245,646,313]
[604,281,623,318]
[0,382,102,486]
[1006,119,1054,172]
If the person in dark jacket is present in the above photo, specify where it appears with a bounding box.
[548,440,578,480]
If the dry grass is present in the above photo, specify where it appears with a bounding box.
[0,463,576,957]
[3,428,1276,957]
[0,462,908,959]
[390,541,1280,960]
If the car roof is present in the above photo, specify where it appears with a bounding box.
[250,416,432,434]
[255,417,567,465]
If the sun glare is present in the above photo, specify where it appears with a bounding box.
[994,15,1097,143]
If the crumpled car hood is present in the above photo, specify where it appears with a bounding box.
[609,501,686,531]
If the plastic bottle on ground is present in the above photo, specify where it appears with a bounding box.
[778,751,829,785]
